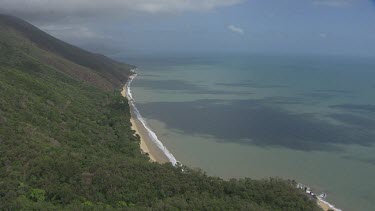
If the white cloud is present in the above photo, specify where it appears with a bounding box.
[313,0,351,7]
[227,25,244,35]
[0,0,243,20]
[0,0,244,45]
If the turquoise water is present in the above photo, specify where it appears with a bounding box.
[119,54,375,211]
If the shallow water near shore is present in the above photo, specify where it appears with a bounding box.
[118,54,375,211]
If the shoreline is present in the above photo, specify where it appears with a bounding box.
[297,183,341,211]
[121,71,177,165]
[317,197,341,211]
[122,70,340,211]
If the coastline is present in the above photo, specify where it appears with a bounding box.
[122,70,340,211]
[297,183,341,211]
[129,117,156,162]
[122,71,177,165]
[317,197,341,211]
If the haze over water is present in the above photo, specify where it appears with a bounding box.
[120,54,375,211]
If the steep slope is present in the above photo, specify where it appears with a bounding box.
[0,14,134,90]
[0,14,321,210]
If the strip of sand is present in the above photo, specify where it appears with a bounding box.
[317,200,332,211]
[130,118,156,161]
[121,83,169,164]
[317,198,341,211]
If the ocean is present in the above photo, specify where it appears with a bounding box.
[118,53,375,211]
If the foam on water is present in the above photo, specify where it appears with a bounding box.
[126,71,178,166]
[317,197,342,211]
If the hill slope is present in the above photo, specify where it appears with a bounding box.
[0,14,134,90]
[0,14,320,210]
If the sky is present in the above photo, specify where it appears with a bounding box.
[0,0,374,57]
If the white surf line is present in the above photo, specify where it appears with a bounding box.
[297,183,341,211]
[126,70,178,166]
[317,197,342,211]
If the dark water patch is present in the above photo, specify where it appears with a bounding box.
[133,79,253,95]
[301,90,355,101]
[314,89,353,94]
[215,81,288,89]
[331,104,375,113]
[260,96,307,105]
[328,113,375,130]
[299,92,336,100]
[280,64,320,72]
[188,90,254,95]
[138,99,375,151]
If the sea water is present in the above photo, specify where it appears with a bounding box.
[118,53,375,211]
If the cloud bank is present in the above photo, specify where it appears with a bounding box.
[0,0,243,21]
[227,25,244,34]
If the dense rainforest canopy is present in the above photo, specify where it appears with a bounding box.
[0,14,320,210]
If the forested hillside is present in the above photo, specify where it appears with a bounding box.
[0,14,320,210]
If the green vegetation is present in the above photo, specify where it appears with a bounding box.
[0,14,321,210]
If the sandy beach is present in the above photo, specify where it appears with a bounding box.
[317,200,332,211]
[121,81,170,164]
[317,198,341,211]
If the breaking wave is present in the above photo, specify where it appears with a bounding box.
[126,71,178,166]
